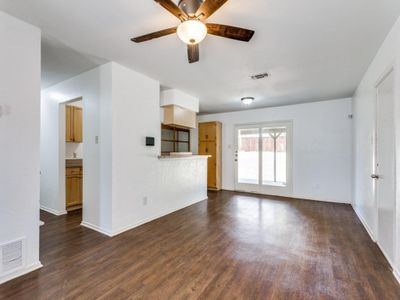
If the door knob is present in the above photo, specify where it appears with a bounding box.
[371,174,380,179]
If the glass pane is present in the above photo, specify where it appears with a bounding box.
[161,141,174,153]
[162,128,174,141]
[238,128,259,184]
[276,132,287,184]
[262,127,287,185]
[262,131,274,183]
[177,142,189,152]
[177,130,189,142]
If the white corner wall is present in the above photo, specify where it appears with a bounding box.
[41,62,208,237]
[41,63,113,233]
[110,63,207,234]
[196,98,353,203]
[0,12,42,283]
[352,16,400,279]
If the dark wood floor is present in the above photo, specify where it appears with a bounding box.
[1,191,399,299]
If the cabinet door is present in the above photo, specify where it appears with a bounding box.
[199,142,217,188]
[207,142,217,188]
[73,107,83,143]
[65,106,74,142]
[199,124,209,141]
[206,123,216,141]
[66,168,82,208]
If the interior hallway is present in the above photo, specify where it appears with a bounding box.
[0,191,399,299]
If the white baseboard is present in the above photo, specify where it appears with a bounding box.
[80,221,113,237]
[229,189,351,204]
[351,204,376,242]
[0,262,42,285]
[394,269,400,285]
[110,196,208,237]
[40,205,67,216]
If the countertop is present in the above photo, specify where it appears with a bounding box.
[158,155,210,160]
[66,159,83,167]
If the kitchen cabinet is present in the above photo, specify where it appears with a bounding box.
[66,105,83,143]
[66,165,82,211]
[198,122,222,190]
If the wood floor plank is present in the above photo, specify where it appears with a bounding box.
[0,191,399,299]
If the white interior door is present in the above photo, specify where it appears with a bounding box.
[235,122,292,196]
[374,69,396,265]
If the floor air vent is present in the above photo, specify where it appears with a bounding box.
[1,238,24,275]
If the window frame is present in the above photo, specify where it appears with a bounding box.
[234,121,293,197]
[161,124,191,155]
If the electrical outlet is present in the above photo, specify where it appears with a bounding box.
[143,196,148,206]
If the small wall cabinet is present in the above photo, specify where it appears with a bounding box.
[66,105,83,143]
[198,121,222,190]
[66,166,83,211]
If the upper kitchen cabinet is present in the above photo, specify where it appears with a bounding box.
[66,105,83,143]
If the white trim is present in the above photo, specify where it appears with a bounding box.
[0,262,42,285]
[40,205,67,216]
[223,188,350,204]
[352,204,377,242]
[394,269,400,285]
[110,197,208,237]
[81,197,208,237]
[234,121,293,197]
[80,222,113,237]
[377,240,396,271]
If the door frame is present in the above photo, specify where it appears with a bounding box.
[234,120,293,197]
[373,64,397,267]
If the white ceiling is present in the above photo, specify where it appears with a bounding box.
[1,0,400,113]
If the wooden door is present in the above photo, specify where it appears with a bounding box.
[65,106,74,142]
[73,107,83,143]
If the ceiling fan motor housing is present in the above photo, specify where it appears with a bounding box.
[178,0,204,17]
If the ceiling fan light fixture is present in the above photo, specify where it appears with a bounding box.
[177,20,207,45]
[241,97,255,105]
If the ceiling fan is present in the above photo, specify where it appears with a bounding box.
[131,0,255,63]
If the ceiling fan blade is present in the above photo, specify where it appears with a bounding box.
[195,0,228,20]
[206,23,255,42]
[187,44,199,63]
[155,0,188,20]
[131,27,177,43]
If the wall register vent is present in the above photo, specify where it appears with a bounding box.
[1,238,25,275]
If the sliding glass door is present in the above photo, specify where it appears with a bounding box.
[235,122,292,196]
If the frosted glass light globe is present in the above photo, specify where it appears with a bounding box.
[177,20,207,45]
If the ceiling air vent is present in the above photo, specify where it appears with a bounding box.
[1,238,25,275]
[251,72,270,80]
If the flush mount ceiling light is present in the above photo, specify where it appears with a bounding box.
[241,97,255,105]
[177,20,208,45]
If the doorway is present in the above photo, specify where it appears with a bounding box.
[374,68,396,267]
[234,121,292,196]
[62,99,84,217]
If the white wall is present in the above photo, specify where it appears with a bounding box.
[41,63,113,232]
[110,63,207,234]
[353,16,400,279]
[196,98,353,203]
[41,62,208,236]
[0,12,42,283]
